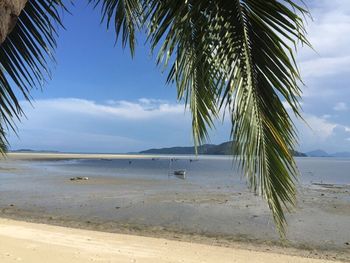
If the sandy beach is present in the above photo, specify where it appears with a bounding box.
[0,218,341,263]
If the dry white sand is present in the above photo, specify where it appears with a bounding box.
[0,218,338,263]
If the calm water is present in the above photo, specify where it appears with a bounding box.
[29,156,350,184]
[2,156,349,186]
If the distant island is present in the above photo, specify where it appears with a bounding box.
[140,141,307,156]
[140,141,233,155]
[306,149,350,158]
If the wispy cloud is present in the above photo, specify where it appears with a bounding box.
[295,113,350,152]
[300,56,350,79]
[333,102,348,112]
[297,1,350,98]
[30,98,186,120]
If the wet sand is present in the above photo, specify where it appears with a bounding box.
[1,153,350,261]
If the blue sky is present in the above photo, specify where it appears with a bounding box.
[8,0,350,153]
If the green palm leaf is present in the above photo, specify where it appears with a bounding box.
[91,0,142,56]
[95,0,310,235]
[213,0,310,234]
[0,0,65,154]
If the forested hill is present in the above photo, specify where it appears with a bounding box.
[140,141,306,156]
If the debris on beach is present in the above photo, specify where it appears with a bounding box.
[70,176,89,181]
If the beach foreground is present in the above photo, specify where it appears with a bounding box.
[0,218,338,263]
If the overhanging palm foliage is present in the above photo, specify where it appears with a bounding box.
[0,0,310,235]
[0,0,65,154]
[92,0,310,235]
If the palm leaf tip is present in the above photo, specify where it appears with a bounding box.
[91,0,142,56]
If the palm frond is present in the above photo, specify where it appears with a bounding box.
[145,1,221,147]
[90,0,142,56]
[218,0,309,234]
[97,0,310,235]
[0,0,65,154]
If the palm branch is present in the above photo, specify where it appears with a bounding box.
[0,0,65,154]
[93,0,310,235]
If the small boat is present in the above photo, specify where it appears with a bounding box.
[70,176,88,181]
[174,170,186,179]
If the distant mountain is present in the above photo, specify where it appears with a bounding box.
[306,149,330,157]
[140,141,234,155]
[306,149,350,157]
[140,141,306,156]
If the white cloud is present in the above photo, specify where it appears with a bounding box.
[28,98,186,120]
[299,1,350,61]
[300,56,350,78]
[285,0,350,153]
[322,114,332,119]
[333,102,348,111]
[295,113,350,152]
[296,0,350,99]
[303,115,337,140]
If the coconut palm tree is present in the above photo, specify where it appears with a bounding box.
[0,0,310,235]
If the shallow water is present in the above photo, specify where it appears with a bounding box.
[7,156,349,185]
[0,156,349,203]
[297,157,350,185]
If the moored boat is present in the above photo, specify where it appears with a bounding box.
[174,170,186,179]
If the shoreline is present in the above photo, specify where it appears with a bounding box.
[0,218,343,263]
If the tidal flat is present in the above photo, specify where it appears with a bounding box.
[0,153,350,261]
